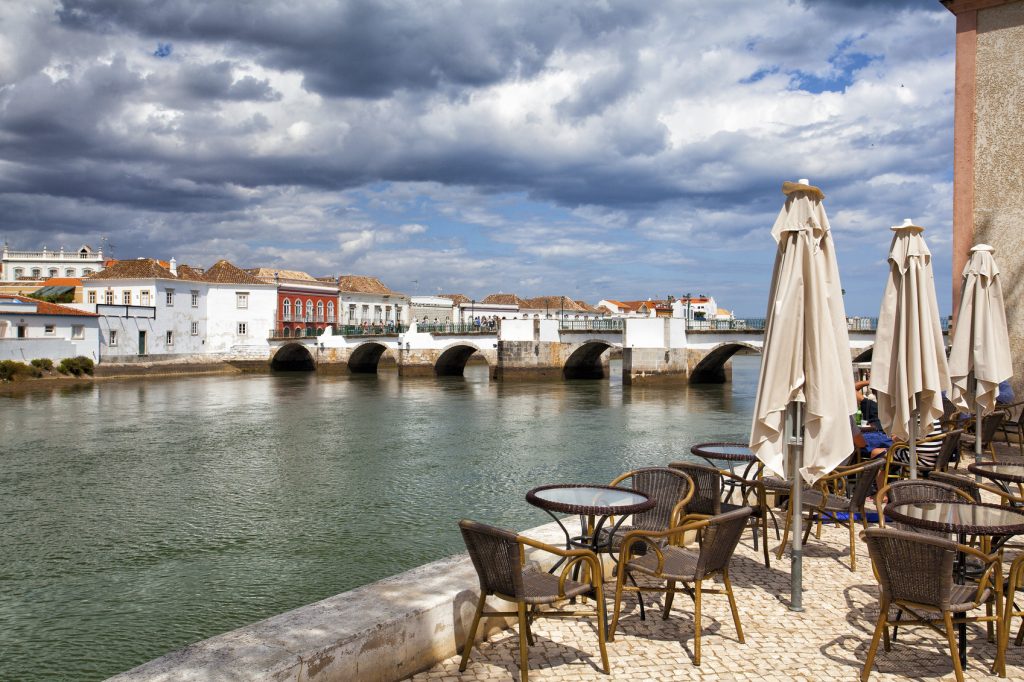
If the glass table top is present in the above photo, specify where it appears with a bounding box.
[968,462,1024,482]
[887,502,1024,533]
[531,486,648,508]
[690,442,756,461]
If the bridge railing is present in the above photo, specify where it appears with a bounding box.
[559,319,624,331]
[416,323,495,334]
[268,324,408,339]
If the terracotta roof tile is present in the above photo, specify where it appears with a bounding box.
[337,275,397,295]
[246,267,318,283]
[86,258,175,280]
[439,293,470,305]
[481,293,528,306]
[1,294,97,316]
[202,260,267,285]
[174,264,207,281]
[523,296,587,311]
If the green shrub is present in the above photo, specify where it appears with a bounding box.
[0,360,41,381]
[30,358,54,371]
[58,356,95,376]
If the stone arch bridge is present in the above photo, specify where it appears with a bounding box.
[266,320,878,384]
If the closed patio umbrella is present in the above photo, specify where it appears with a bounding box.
[948,244,1012,460]
[750,180,855,610]
[869,220,950,479]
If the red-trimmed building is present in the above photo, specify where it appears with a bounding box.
[248,268,339,337]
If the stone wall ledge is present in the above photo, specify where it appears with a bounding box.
[109,520,567,682]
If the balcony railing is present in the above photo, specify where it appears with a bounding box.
[96,304,157,319]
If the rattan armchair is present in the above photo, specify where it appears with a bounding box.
[609,507,752,666]
[669,460,774,567]
[600,467,695,553]
[960,412,1007,464]
[997,400,1024,455]
[996,552,1024,676]
[884,429,964,481]
[776,458,884,571]
[457,519,610,682]
[876,479,974,537]
[860,527,1003,682]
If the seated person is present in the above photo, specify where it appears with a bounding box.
[890,418,946,471]
[855,379,882,430]
[997,379,1015,406]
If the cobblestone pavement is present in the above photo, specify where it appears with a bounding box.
[411,451,1024,681]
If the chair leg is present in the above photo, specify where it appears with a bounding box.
[609,567,627,642]
[693,580,702,666]
[459,592,488,672]
[943,610,964,682]
[849,517,857,571]
[593,577,610,674]
[663,580,676,620]
[723,569,744,643]
[776,505,792,560]
[524,607,535,647]
[861,598,889,682]
[760,513,771,568]
[517,602,530,682]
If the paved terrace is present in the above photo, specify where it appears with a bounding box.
[412,447,1024,682]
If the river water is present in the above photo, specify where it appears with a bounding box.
[0,356,760,680]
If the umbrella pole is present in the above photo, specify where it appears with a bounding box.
[970,374,983,481]
[787,402,805,612]
[909,408,918,480]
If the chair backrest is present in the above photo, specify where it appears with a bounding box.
[942,395,960,423]
[846,458,885,511]
[933,429,963,472]
[696,506,752,577]
[885,479,968,505]
[864,527,955,610]
[926,472,980,502]
[667,461,722,516]
[980,411,1006,447]
[459,519,523,598]
[612,467,694,532]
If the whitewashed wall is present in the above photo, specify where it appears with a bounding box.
[0,313,100,362]
[205,285,276,353]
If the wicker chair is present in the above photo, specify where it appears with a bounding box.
[960,412,1006,464]
[998,400,1024,455]
[860,527,1003,682]
[609,507,752,666]
[776,458,884,571]
[876,479,974,537]
[669,460,774,567]
[599,467,695,553]
[457,520,610,682]
[997,552,1024,675]
[885,429,964,481]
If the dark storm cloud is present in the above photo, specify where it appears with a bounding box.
[56,0,654,99]
[173,61,281,102]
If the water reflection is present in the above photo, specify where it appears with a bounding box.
[0,357,760,680]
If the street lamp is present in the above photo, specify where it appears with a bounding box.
[560,295,564,324]
[470,299,475,328]
[685,292,691,326]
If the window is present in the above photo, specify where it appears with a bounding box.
[122,290,132,305]
[44,325,56,335]
[305,300,313,319]
[282,299,291,320]
[13,267,23,278]
[327,301,335,322]
[166,330,174,346]
[88,290,97,304]
[348,304,356,321]
[48,268,58,277]
[31,268,41,278]
[237,322,247,335]
[294,298,302,320]
[65,268,75,277]
[190,321,199,336]
[109,330,118,346]
[72,325,84,339]
[316,301,324,321]
[236,292,249,309]
[166,289,174,306]
[140,290,150,306]
[83,268,93,275]
[191,290,199,307]
[79,249,89,258]
[104,289,114,305]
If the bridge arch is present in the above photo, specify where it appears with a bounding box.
[348,341,391,374]
[435,342,489,377]
[690,341,761,384]
[271,342,316,371]
[564,340,613,380]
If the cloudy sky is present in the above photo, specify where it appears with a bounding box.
[1,0,957,315]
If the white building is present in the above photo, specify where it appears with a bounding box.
[1,243,104,280]
[411,295,456,324]
[82,258,275,362]
[338,275,409,327]
[0,295,100,362]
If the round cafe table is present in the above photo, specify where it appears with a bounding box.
[885,501,1024,667]
[690,442,769,501]
[968,462,1024,503]
[526,484,654,556]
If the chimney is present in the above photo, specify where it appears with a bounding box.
[169,257,177,276]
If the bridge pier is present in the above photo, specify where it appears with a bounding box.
[622,318,689,384]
